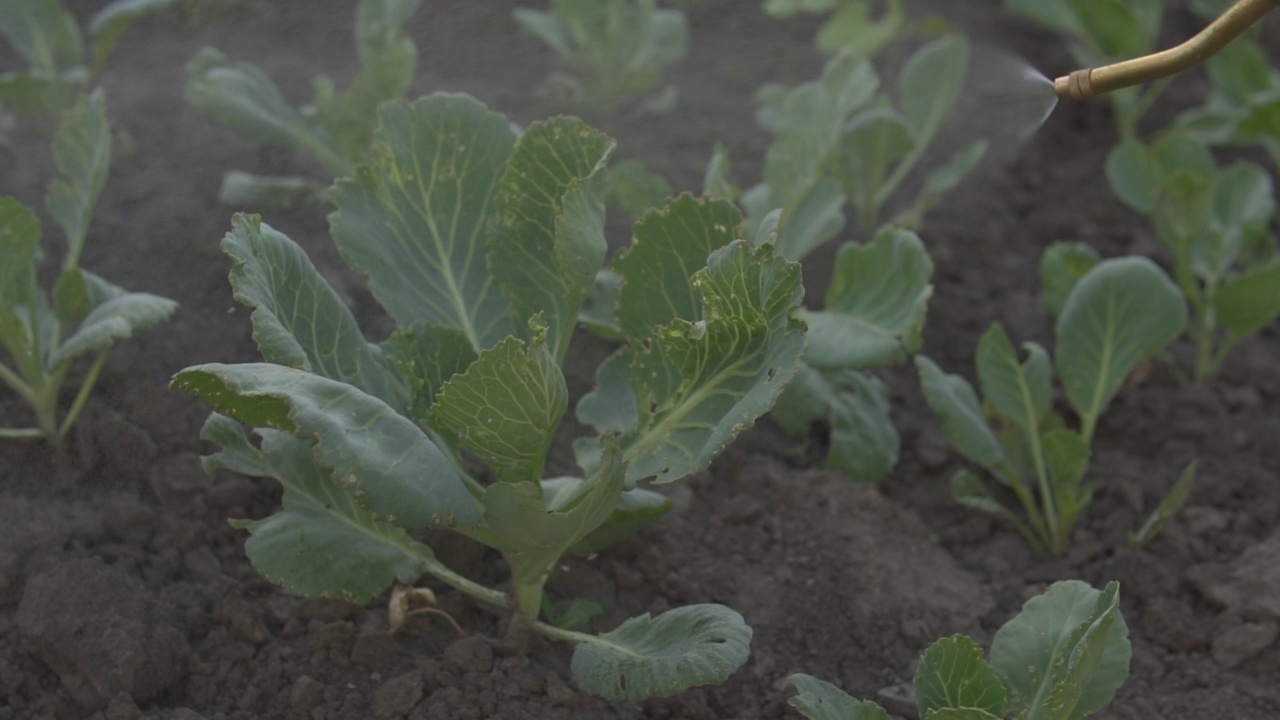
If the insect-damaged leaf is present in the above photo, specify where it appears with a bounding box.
[915,635,1007,719]
[989,580,1130,719]
[431,327,567,484]
[172,362,479,529]
[571,604,751,701]
[329,94,518,351]
[489,115,614,360]
[786,673,892,720]
[202,414,435,604]
[584,238,806,484]
[222,213,404,410]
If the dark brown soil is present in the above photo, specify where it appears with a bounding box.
[2,1,1280,719]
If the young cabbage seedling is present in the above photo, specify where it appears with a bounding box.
[699,34,972,482]
[0,91,178,446]
[186,0,421,207]
[788,580,1131,720]
[513,0,688,114]
[1106,132,1280,383]
[1003,0,1163,138]
[0,0,197,122]
[917,257,1187,555]
[173,93,807,700]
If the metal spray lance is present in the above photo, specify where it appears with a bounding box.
[1054,0,1278,100]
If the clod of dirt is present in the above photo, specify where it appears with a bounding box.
[372,670,425,718]
[1212,620,1279,669]
[15,557,191,710]
[1189,530,1280,620]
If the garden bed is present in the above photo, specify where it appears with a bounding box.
[1,1,1279,718]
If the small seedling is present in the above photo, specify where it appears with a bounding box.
[788,580,1131,720]
[174,93,807,700]
[0,91,177,446]
[0,0,198,122]
[1107,132,1280,382]
[186,0,421,206]
[917,257,1187,555]
[514,0,687,114]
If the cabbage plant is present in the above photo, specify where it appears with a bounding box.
[0,91,177,446]
[917,257,1187,555]
[173,92,807,700]
[186,0,420,206]
[788,580,1131,720]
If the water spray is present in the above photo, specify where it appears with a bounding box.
[1054,0,1277,100]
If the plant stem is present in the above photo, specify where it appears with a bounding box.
[0,362,36,404]
[418,556,510,610]
[57,350,107,441]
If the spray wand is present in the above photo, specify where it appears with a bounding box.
[1054,0,1277,100]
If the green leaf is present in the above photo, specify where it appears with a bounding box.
[622,240,807,483]
[542,594,603,631]
[950,470,1026,534]
[976,324,1050,437]
[88,0,182,73]
[512,9,573,62]
[613,194,743,336]
[1153,171,1218,275]
[0,0,83,75]
[329,94,518,350]
[431,329,567,484]
[916,356,1006,475]
[544,478,673,555]
[786,673,891,720]
[990,580,1131,719]
[1040,242,1100,317]
[897,35,968,146]
[0,198,43,363]
[802,228,932,370]
[579,269,623,340]
[222,214,403,409]
[46,89,110,268]
[1104,138,1155,214]
[1214,161,1274,233]
[1215,261,1280,344]
[915,635,1008,719]
[312,0,420,160]
[466,435,623,588]
[186,48,336,169]
[702,142,737,201]
[382,323,478,427]
[201,414,435,604]
[488,115,614,360]
[1055,257,1187,439]
[1131,460,1196,549]
[602,160,673,219]
[835,106,913,222]
[903,138,987,224]
[774,364,900,482]
[172,362,480,529]
[571,604,751,701]
[576,348,639,438]
[217,171,328,209]
[815,0,906,57]
[48,291,176,368]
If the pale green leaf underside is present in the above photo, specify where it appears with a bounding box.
[329,93,517,350]
[431,331,567,484]
[1055,257,1186,429]
[805,228,932,370]
[49,290,176,368]
[222,213,403,409]
[202,414,433,604]
[572,604,751,701]
[172,362,479,529]
[786,673,891,720]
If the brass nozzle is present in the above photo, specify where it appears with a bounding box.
[1054,0,1276,99]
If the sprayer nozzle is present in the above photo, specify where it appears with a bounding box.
[1054,69,1095,100]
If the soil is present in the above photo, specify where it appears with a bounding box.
[2,1,1280,719]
